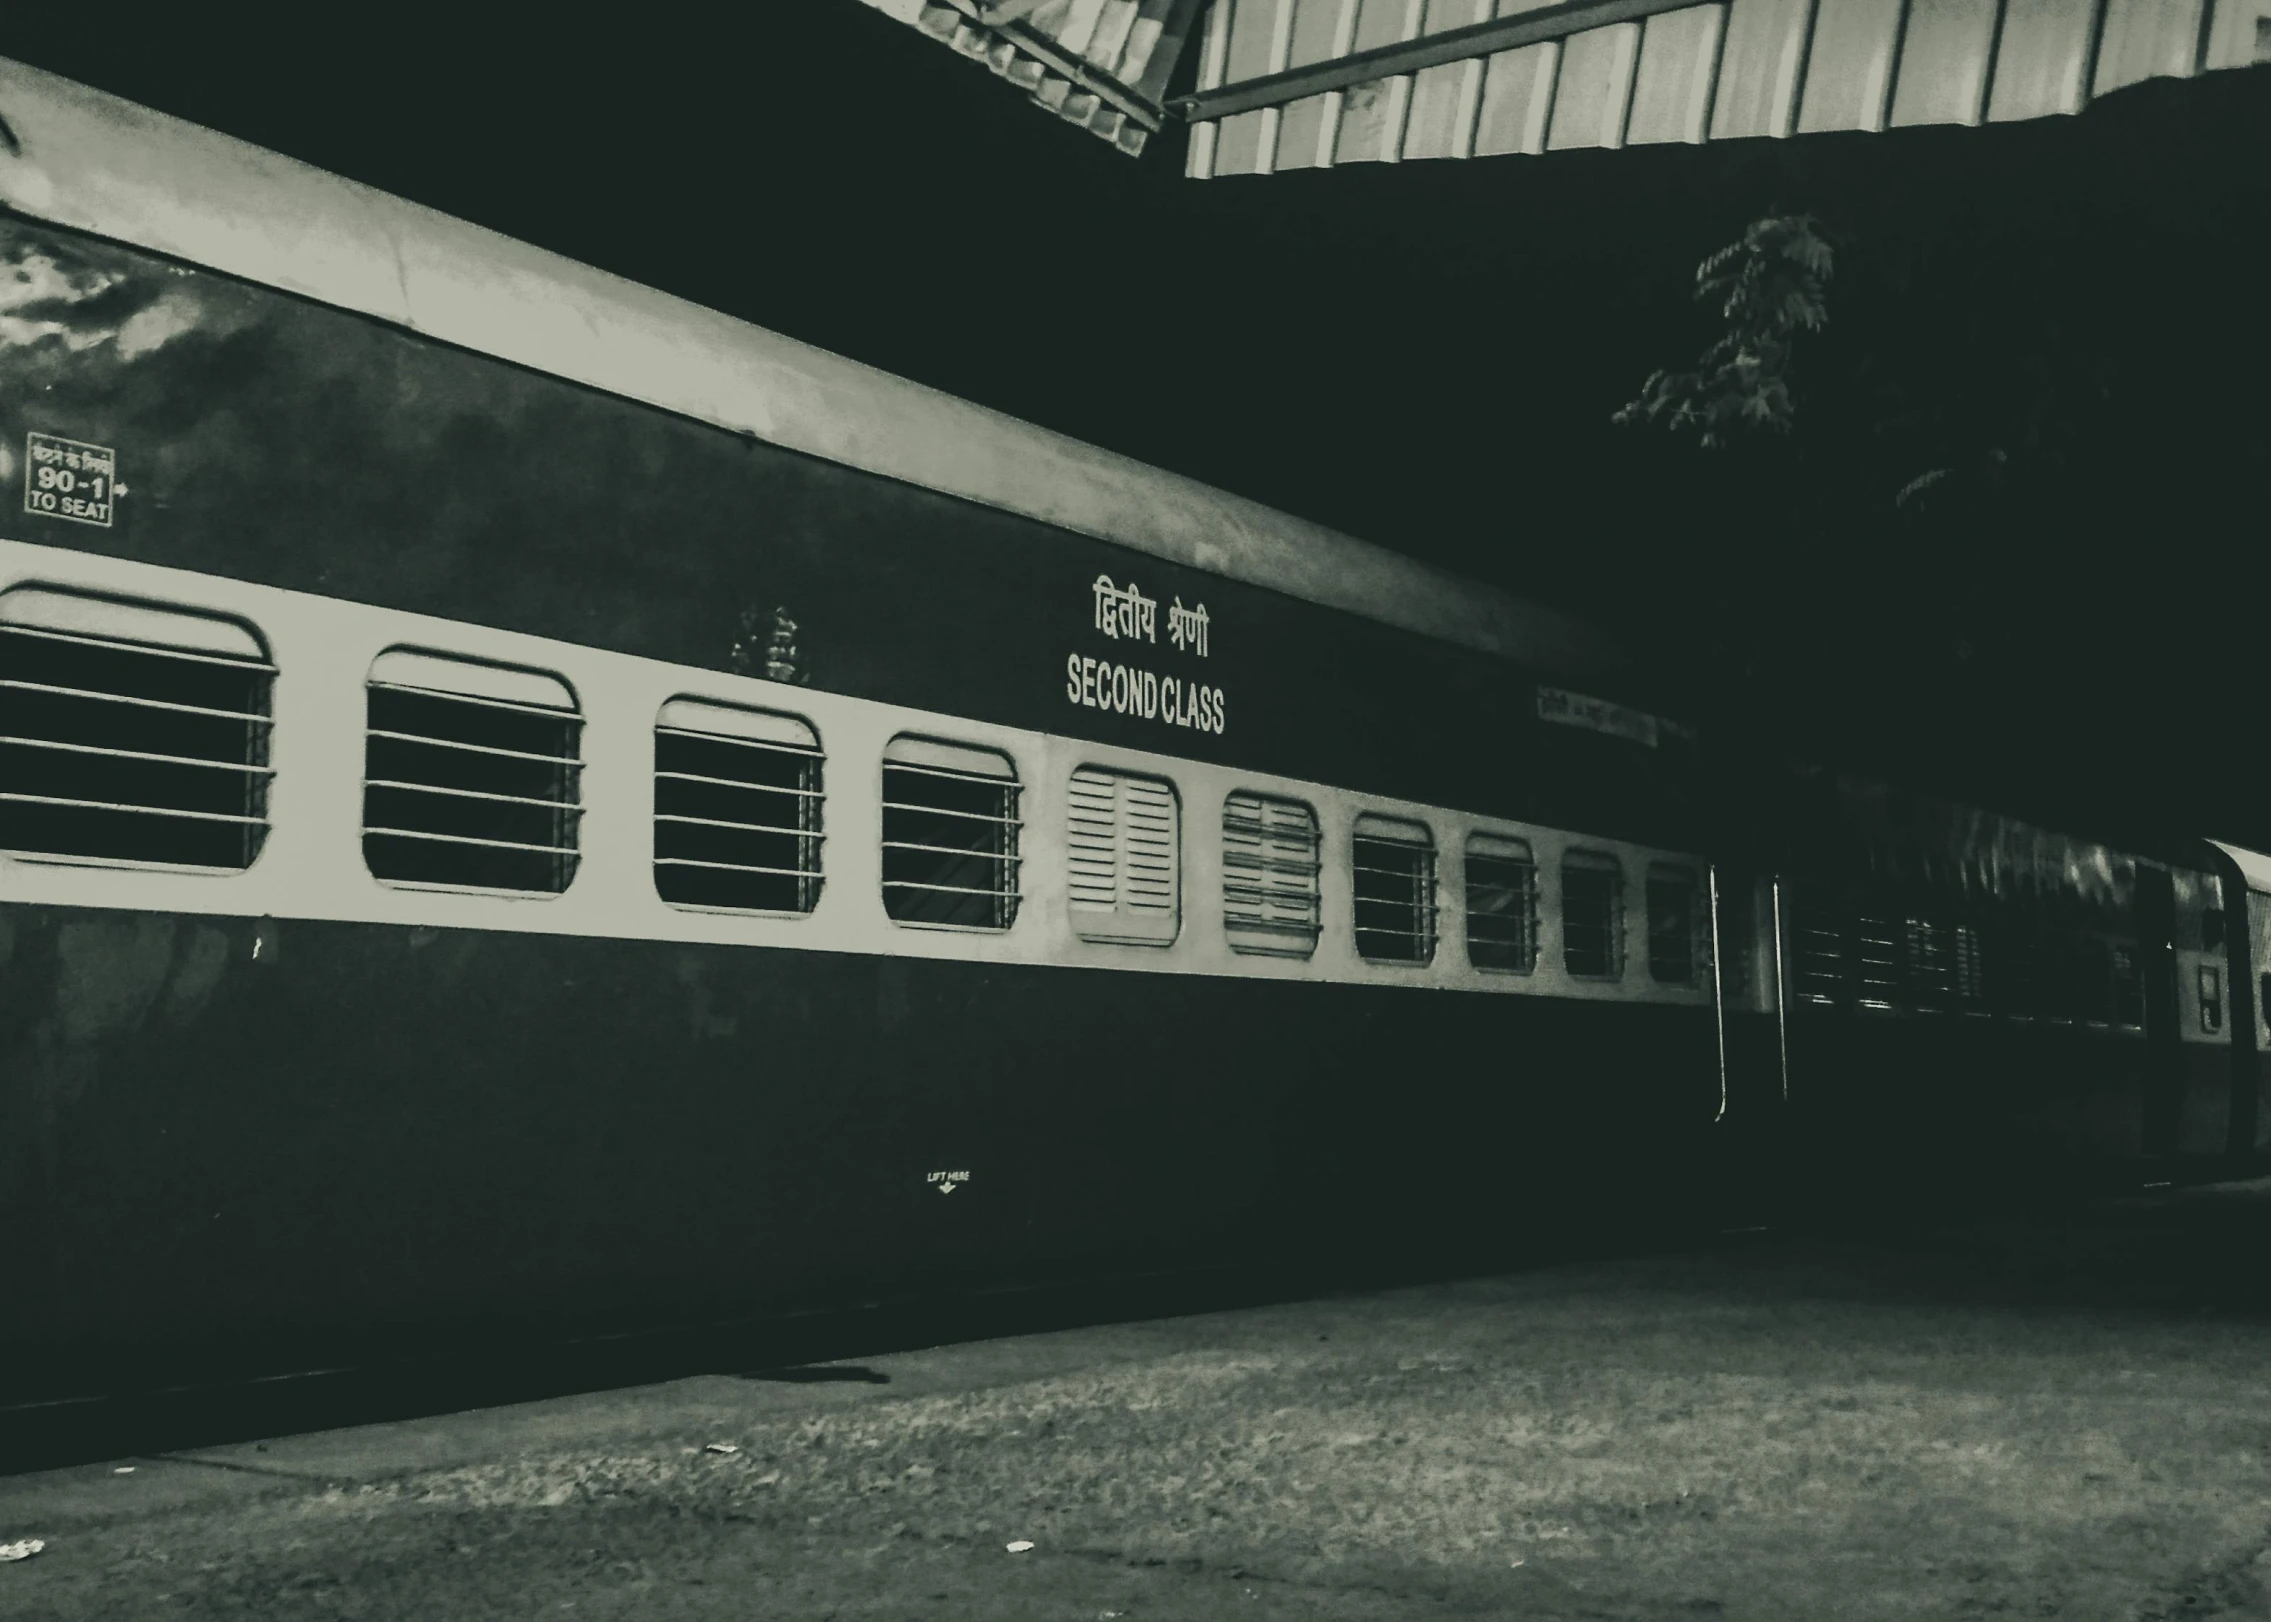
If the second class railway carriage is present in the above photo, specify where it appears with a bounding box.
[0,61,2264,1399]
[0,61,1718,1396]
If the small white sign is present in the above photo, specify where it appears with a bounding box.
[1535,686,1695,751]
[24,433,118,528]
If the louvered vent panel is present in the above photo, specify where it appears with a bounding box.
[1068,768,1180,944]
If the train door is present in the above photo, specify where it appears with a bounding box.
[2206,841,2270,1161]
[1709,865,1788,1209]
[2137,865,2185,1158]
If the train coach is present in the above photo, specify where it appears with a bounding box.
[1708,761,2271,1209]
[2,62,2265,1406]
[0,63,1736,1399]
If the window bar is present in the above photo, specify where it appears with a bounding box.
[0,679,279,726]
[0,734,279,774]
[366,729,583,767]
[361,826,581,857]
[365,680,581,720]
[0,792,266,825]
[0,621,281,672]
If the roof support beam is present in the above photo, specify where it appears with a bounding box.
[1170,0,1716,123]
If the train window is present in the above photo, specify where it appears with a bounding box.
[364,650,582,895]
[1067,768,1179,946]
[2198,965,2223,1034]
[0,587,274,872]
[1464,832,1537,973]
[1853,913,1900,1011]
[1998,924,2049,1021]
[1790,894,1846,1006]
[1904,918,1952,1012]
[1646,864,1701,985]
[1223,791,1321,959]
[2203,908,2227,951]
[2112,945,2145,1029]
[2079,939,2118,1026]
[881,736,1021,931]
[1953,924,1987,1009]
[1561,850,1623,979]
[653,700,823,915]
[1351,814,1436,966]
[2045,941,2083,1021]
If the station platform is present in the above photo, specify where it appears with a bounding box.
[6,1182,2271,1621]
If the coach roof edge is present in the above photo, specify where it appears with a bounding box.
[0,59,1627,684]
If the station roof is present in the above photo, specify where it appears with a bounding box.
[853,0,1207,154]
[1183,0,2269,177]
[0,58,1627,684]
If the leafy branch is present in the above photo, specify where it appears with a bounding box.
[1613,214,1833,449]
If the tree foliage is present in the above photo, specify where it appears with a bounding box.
[1613,214,1833,449]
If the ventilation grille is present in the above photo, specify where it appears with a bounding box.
[363,655,582,895]
[654,701,823,915]
[1068,768,1178,945]
[1223,791,1321,958]
[0,603,273,872]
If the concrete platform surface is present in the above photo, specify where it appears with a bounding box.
[6,1197,2271,1620]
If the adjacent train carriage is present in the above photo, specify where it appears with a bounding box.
[1717,764,2271,1208]
[0,63,1731,1397]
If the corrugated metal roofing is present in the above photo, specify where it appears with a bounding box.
[0,58,1628,682]
[1180,0,2271,177]
[854,0,1206,154]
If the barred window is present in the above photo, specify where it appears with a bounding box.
[1994,921,2046,1020]
[1954,924,1987,1008]
[1352,814,1436,966]
[0,587,273,872]
[1223,791,1321,958]
[2111,944,2144,1029]
[363,650,582,894]
[1791,895,1846,1006]
[1646,863,1701,985]
[1464,832,1537,973]
[654,700,822,915]
[1067,768,1178,946]
[2041,933,2085,1024]
[1905,917,1953,1012]
[881,736,1020,930]
[1854,913,1900,1010]
[2077,938,2118,1026]
[1561,849,1623,979]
